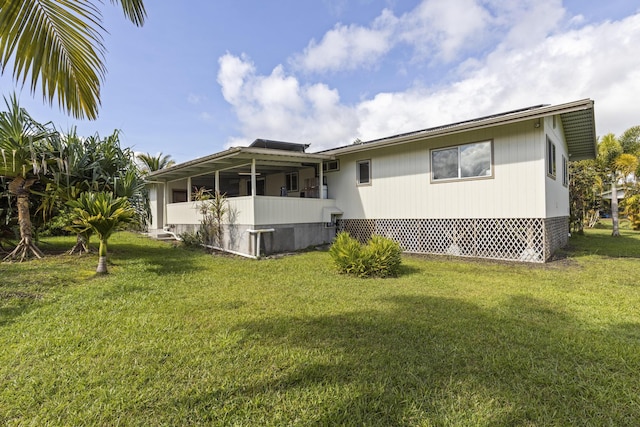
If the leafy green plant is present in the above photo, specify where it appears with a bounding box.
[178,230,203,247]
[625,194,640,230]
[329,232,402,278]
[195,190,228,248]
[67,192,135,273]
[364,234,402,277]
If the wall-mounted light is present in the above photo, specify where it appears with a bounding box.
[534,118,541,128]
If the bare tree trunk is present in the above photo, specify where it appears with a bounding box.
[68,233,91,255]
[96,239,108,274]
[611,179,620,237]
[3,190,44,262]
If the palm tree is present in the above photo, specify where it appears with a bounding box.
[0,94,56,261]
[41,127,98,254]
[0,0,146,119]
[42,128,149,253]
[597,133,639,237]
[137,152,175,174]
[68,191,134,273]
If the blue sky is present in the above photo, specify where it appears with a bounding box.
[1,0,639,163]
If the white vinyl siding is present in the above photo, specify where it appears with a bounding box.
[327,121,547,220]
[544,116,570,218]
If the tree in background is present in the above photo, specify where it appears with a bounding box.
[593,127,640,236]
[0,0,146,119]
[40,128,100,253]
[68,191,134,273]
[569,159,601,234]
[137,152,175,175]
[619,126,640,157]
[617,127,640,230]
[597,133,626,237]
[42,128,149,253]
[0,94,56,260]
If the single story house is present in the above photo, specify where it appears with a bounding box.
[145,99,596,262]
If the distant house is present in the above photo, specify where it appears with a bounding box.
[146,99,596,262]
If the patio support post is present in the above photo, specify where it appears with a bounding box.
[319,161,324,199]
[187,177,192,201]
[162,181,168,228]
[215,170,220,194]
[251,158,257,197]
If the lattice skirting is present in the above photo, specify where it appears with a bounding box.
[337,217,568,263]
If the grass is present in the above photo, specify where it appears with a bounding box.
[1,225,639,426]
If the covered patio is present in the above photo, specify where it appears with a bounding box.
[145,140,342,257]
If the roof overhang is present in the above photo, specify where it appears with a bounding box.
[146,147,335,182]
[323,99,596,160]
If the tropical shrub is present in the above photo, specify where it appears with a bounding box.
[178,230,203,248]
[68,192,135,273]
[364,234,403,278]
[329,232,402,278]
[625,194,640,231]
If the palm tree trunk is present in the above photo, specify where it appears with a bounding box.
[96,239,108,273]
[3,192,44,261]
[611,179,620,237]
[68,233,91,255]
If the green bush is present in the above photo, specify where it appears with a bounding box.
[329,232,402,278]
[364,234,402,277]
[178,230,203,247]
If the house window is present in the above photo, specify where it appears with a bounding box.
[357,160,371,185]
[247,178,266,195]
[431,140,492,181]
[285,172,298,192]
[323,160,340,172]
[562,155,568,187]
[547,137,556,178]
[172,190,187,203]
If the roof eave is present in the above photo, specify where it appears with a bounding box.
[324,99,596,158]
[146,146,335,182]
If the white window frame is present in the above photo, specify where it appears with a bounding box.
[547,136,556,179]
[323,160,340,172]
[285,172,298,192]
[356,159,371,186]
[430,140,494,182]
[562,155,568,187]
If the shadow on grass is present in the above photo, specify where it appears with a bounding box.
[568,230,640,259]
[0,294,44,327]
[108,242,200,276]
[185,294,639,425]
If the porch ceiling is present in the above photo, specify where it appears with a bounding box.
[147,147,334,182]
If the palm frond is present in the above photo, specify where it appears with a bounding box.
[0,0,146,119]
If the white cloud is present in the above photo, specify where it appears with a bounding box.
[198,112,213,122]
[217,54,358,150]
[398,0,494,62]
[357,12,640,140]
[218,6,640,151]
[187,93,207,104]
[291,10,396,74]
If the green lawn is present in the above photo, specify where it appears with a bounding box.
[1,226,639,426]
